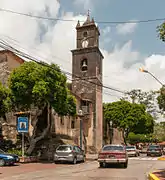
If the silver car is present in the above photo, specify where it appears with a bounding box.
[126,146,139,157]
[54,145,85,164]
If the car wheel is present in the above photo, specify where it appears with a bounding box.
[99,163,104,168]
[99,162,105,168]
[73,157,77,165]
[82,156,85,163]
[123,161,128,168]
[0,159,5,166]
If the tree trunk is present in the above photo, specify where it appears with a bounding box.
[26,103,51,155]
[122,130,127,145]
[26,139,36,155]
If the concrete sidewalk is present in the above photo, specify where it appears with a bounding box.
[86,154,98,161]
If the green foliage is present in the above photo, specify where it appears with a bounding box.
[153,122,165,141]
[157,23,165,42]
[123,89,158,116]
[8,61,76,116]
[103,100,154,138]
[0,82,11,117]
[127,132,153,144]
[7,149,27,156]
[157,87,165,112]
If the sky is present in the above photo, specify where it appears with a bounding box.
[0,0,165,104]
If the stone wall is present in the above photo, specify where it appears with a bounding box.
[1,123,17,143]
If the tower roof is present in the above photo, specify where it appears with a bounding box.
[75,10,99,34]
[83,10,91,25]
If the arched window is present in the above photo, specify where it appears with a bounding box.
[81,58,88,71]
[71,120,75,129]
[83,31,88,38]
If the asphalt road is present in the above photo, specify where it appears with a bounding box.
[1,155,165,180]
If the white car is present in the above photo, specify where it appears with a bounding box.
[126,146,139,157]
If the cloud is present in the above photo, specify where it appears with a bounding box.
[102,44,165,103]
[116,21,138,35]
[102,26,111,36]
[73,0,93,11]
[0,0,165,111]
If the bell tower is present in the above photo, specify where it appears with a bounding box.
[71,13,104,152]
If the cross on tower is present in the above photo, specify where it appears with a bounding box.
[87,9,90,17]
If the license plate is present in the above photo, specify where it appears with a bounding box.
[108,155,115,158]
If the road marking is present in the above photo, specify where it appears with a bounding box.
[129,157,158,161]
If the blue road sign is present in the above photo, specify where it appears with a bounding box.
[17,117,29,133]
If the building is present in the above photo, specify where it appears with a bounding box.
[0,50,24,86]
[0,15,105,154]
[71,14,104,152]
[0,50,24,142]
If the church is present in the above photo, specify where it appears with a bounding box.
[0,14,105,154]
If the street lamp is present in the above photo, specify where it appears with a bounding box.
[109,120,113,144]
[78,109,84,149]
[139,67,165,87]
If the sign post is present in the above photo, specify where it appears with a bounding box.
[17,116,29,159]
[22,132,24,158]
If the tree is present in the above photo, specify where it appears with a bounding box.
[103,100,154,144]
[9,61,76,155]
[123,89,159,118]
[153,122,165,141]
[157,87,165,112]
[127,133,153,144]
[0,82,11,119]
[157,22,165,42]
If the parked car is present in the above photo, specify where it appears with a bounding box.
[162,147,165,155]
[98,144,128,168]
[126,146,139,157]
[54,144,85,164]
[147,145,162,157]
[0,149,19,166]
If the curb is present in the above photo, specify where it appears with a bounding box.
[148,173,160,180]
[86,158,98,161]
[158,157,165,161]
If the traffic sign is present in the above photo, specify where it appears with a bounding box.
[17,117,29,133]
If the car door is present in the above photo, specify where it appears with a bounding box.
[74,146,81,161]
[76,146,84,161]
[73,146,79,160]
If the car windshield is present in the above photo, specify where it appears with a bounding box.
[0,149,5,154]
[103,145,124,151]
[126,146,135,150]
[149,145,160,149]
[56,146,72,151]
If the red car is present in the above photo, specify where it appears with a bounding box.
[98,144,128,168]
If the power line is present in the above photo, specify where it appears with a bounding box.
[0,36,124,98]
[0,39,127,95]
[0,8,165,24]
[0,42,123,99]
[0,34,124,87]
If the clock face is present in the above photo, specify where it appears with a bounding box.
[82,40,89,48]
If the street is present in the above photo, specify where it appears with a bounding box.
[1,155,165,180]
